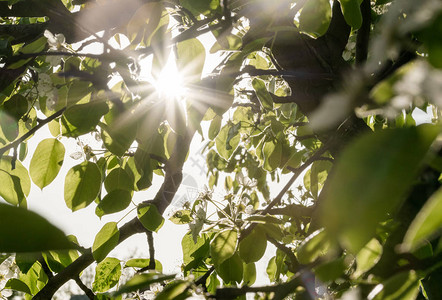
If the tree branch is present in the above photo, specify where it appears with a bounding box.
[33,217,146,299]
[355,0,371,64]
[74,276,94,300]
[0,107,66,158]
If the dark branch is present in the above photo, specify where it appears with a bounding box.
[355,0,371,64]
[74,276,95,300]
[0,107,66,158]
[267,237,299,273]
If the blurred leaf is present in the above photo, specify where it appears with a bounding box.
[299,0,332,37]
[92,222,120,263]
[353,238,382,278]
[320,125,439,253]
[137,204,164,232]
[114,272,176,296]
[0,203,73,252]
[314,256,350,282]
[296,229,331,265]
[92,257,121,293]
[210,229,238,265]
[30,138,65,189]
[369,270,420,300]
[64,161,101,211]
[403,187,442,251]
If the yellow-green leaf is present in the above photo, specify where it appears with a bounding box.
[30,138,65,189]
[137,204,164,232]
[64,161,101,211]
[210,229,238,265]
[92,222,120,263]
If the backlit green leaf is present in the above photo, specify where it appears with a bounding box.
[64,161,101,211]
[208,115,222,140]
[92,257,121,293]
[210,229,238,265]
[369,270,420,300]
[137,204,164,232]
[403,187,442,251]
[299,0,332,37]
[124,258,163,272]
[92,222,120,263]
[296,229,331,265]
[243,262,256,285]
[0,203,73,252]
[216,253,243,283]
[30,138,65,189]
[97,189,132,215]
[353,238,382,278]
[176,38,206,83]
[104,167,133,193]
[239,227,267,263]
[252,78,273,110]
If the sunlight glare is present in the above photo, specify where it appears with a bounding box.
[156,54,186,101]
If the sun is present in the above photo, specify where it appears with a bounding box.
[155,54,186,101]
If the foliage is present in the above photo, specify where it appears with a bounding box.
[0,0,442,299]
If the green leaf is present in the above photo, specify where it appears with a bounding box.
[156,280,190,300]
[124,258,163,272]
[42,247,79,273]
[216,253,243,283]
[169,209,193,224]
[176,38,206,83]
[353,238,382,278]
[0,169,23,205]
[5,278,32,295]
[338,0,363,29]
[208,115,222,140]
[243,262,256,285]
[92,257,122,293]
[314,256,350,282]
[114,273,176,296]
[369,270,420,300]
[210,229,238,265]
[296,229,331,265]
[299,0,332,37]
[179,0,220,16]
[215,124,240,160]
[263,139,282,172]
[239,227,267,263]
[403,187,442,251]
[0,203,73,252]
[252,78,273,110]
[64,161,101,211]
[30,138,65,189]
[3,94,28,120]
[137,204,164,232]
[320,125,439,253]
[0,155,30,198]
[97,189,132,216]
[92,222,120,263]
[266,256,278,282]
[104,167,134,192]
[182,232,210,266]
[63,100,108,136]
[100,113,137,157]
